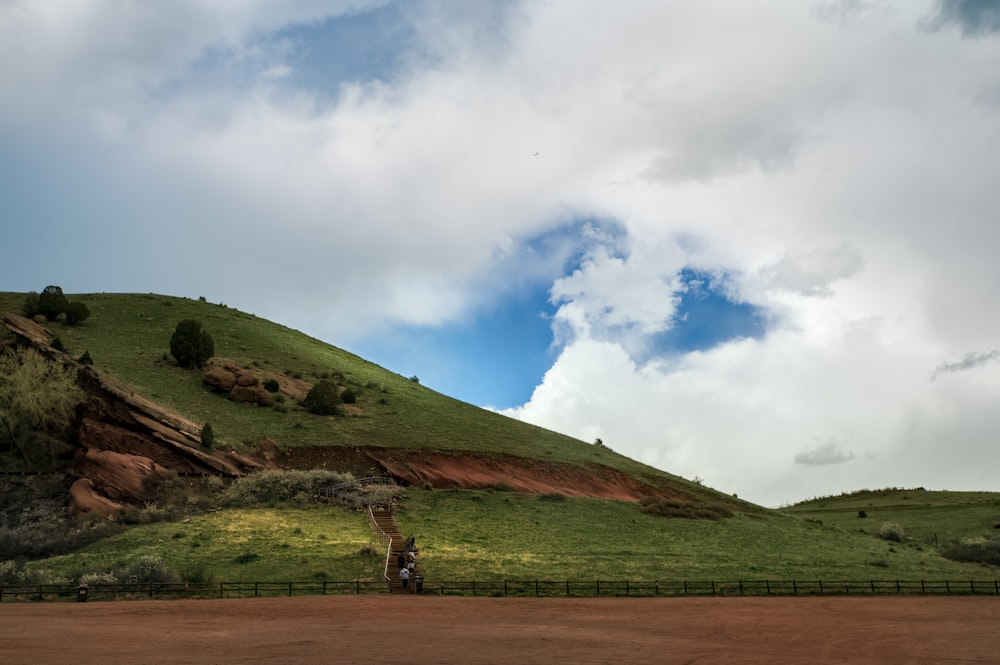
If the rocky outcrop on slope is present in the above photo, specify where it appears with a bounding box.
[1,312,268,515]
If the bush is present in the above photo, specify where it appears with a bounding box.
[263,378,280,393]
[218,469,353,506]
[941,539,1000,566]
[78,350,94,365]
[638,497,733,521]
[64,301,90,325]
[340,388,357,404]
[201,422,215,450]
[37,285,68,320]
[120,555,176,584]
[302,379,342,416]
[22,292,39,318]
[877,522,906,542]
[169,319,215,369]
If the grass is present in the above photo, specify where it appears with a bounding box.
[395,489,989,582]
[782,488,1000,548]
[0,291,690,491]
[21,488,992,586]
[26,506,384,583]
[3,292,998,586]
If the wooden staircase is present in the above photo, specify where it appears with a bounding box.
[371,508,418,593]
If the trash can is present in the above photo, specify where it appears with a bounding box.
[414,576,423,593]
[77,583,88,602]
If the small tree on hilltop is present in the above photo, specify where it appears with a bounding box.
[37,285,69,320]
[169,319,215,369]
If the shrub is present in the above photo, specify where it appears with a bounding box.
[340,388,357,404]
[78,350,94,365]
[169,319,215,369]
[302,379,342,415]
[218,469,353,506]
[37,285,68,320]
[638,497,733,521]
[263,378,280,393]
[877,522,906,542]
[120,555,176,584]
[22,292,39,318]
[64,301,90,325]
[233,551,259,564]
[50,336,65,351]
[201,422,215,450]
[941,539,1000,566]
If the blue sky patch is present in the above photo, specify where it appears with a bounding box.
[350,280,557,409]
[652,268,766,355]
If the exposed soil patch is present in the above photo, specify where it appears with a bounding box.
[3,595,998,665]
[282,446,705,503]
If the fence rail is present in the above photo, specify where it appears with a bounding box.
[3,578,999,602]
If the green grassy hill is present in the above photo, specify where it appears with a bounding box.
[2,291,998,587]
[0,292,700,488]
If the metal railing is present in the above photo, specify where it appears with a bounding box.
[318,476,395,509]
[318,476,394,498]
[367,505,395,590]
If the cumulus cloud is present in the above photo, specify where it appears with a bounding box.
[3,1,1000,506]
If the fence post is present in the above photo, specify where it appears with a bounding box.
[288,582,293,597]
[683,580,688,596]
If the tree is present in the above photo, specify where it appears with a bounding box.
[201,422,215,450]
[37,285,69,320]
[169,320,215,369]
[0,346,84,466]
[302,380,342,416]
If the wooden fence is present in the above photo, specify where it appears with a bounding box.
[3,578,999,602]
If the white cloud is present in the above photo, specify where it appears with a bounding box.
[3,1,1000,505]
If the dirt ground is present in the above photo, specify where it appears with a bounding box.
[2,595,997,664]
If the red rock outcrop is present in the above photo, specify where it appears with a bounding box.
[203,361,273,406]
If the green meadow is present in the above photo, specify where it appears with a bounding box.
[2,291,998,588]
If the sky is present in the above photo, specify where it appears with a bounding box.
[2,0,999,507]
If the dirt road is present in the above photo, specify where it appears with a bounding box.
[2,595,996,664]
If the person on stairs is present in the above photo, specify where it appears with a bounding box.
[399,566,410,591]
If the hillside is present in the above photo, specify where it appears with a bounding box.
[3,291,997,585]
[0,291,747,515]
